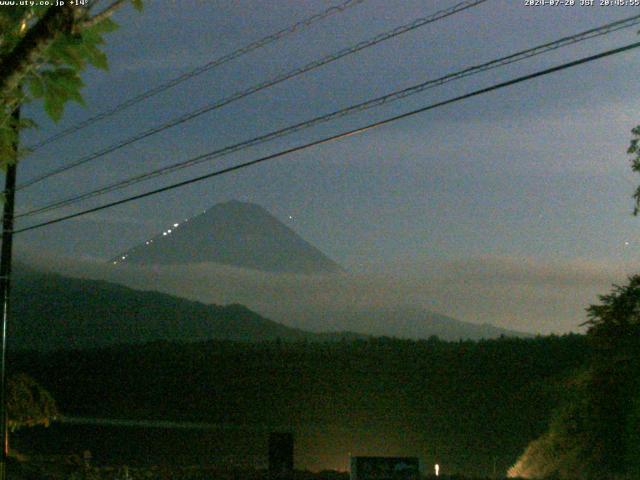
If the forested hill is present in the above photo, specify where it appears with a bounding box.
[12,335,590,477]
[8,265,528,350]
[9,267,363,350]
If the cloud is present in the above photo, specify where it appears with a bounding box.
[354,98,638,176]
[429,254,630,287]
[16,250,637,336]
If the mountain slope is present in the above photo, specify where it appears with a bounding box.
[112,200,343,274]
[8,262,530,351]
[9,267,358,351]
[268,306,531,341]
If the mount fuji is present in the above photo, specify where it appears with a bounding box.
[112,200,343,274]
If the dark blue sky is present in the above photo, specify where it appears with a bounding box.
[12,0,640,333]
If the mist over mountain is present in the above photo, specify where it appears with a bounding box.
[280,306,531,341]
[111,200,343,274]
[8,262,530,351]
[9,266,363,351]
[11,198,540,345]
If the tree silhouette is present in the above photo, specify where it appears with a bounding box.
[584,275,640,351]
[509,277,640,478]
[6,373,58,432]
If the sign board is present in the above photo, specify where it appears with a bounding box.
[350,457,420,480]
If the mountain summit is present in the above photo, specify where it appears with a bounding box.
[112,201,343,274]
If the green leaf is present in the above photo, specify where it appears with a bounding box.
[47,40,86,69]
[0,124,18,169]
[85,46,109,70]
[79,28,102,45]
[131,0,144,12]
[43,95,64,122]
[92,17,119,33]
[68,88,86,106]
[49,67,84,89]
[18,118,37,130]
[27,75,44,98]
[67,40,108,71]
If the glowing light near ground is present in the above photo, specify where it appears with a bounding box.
[435,464,439,477]
[173,223,179,227]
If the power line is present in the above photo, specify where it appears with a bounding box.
[13,40,640,235]
[60,416,294,432]
[26,0,368,152]
[16,13,640,219]
[17,0,489,191]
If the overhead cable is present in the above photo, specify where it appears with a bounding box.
[16,13,640,219]
[14,40,640,234]
[27,0,369,152]
[17,0,488,190]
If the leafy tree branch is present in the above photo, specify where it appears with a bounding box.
[0,0,142,169]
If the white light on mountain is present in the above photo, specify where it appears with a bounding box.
[435,464,439,477]
[119,200,342,274]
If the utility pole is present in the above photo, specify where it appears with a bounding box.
[0,103,20,480]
